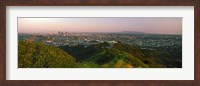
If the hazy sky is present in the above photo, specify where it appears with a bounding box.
[18,17,182,34]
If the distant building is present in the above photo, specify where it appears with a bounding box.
[58,31,64,35]
[105,40,118,49]
[46,40,52,43]
[107,40,117,44]
[65,32,68,35]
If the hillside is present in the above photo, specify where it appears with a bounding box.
[18,40,77,68]
[18,40,179,68]
[86,48,149,68]
[59,42,167,68]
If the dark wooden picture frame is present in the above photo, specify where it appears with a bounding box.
[0,0,199,86]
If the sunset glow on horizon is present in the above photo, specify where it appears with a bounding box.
[18,17,182,34]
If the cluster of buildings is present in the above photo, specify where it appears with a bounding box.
[18,32,182,49]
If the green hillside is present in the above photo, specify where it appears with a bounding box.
[59,42,167,68]
[86,48,149,68]
[19,41,173,68]
[18,40,77,68]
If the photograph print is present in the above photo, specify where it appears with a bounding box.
[18,17,182,68]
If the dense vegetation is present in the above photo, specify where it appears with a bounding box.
[19,40,181,68]
[18,40,77,68]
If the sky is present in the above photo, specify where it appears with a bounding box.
[18,17,182,34]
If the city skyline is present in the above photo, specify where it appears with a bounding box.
[18,17,182,35]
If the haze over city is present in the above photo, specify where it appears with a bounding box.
[18,17,182,34]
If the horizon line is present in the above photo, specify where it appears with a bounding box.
[18,31,182,35]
